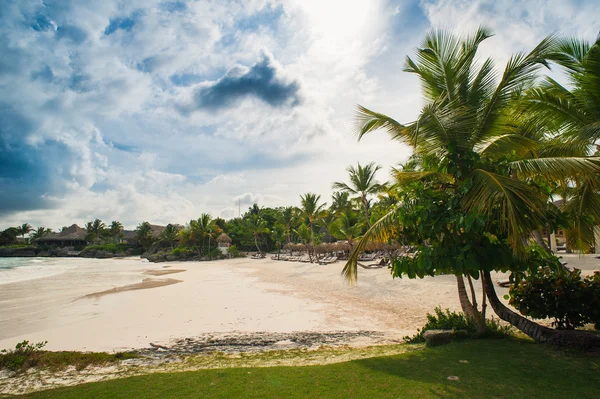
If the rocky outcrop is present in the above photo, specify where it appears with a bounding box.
[422,329,467,346]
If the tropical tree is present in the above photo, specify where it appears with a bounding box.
[277,206,299,244]
[247,214,269,253]
[135,221,154,249]
[300,193,327,262]
[85,219,106,242]
[333,162,385,227]
[16,223,32,240]
[342,27,600,343]
[189,214,214,255]
[0,227,19,245]
[109,221,124,240]
[271,224,287,259]
[31,227,52,240]
[329,210,364,248]
[161,224,179,249]
[330,192,352,216]
[518,34,600,251]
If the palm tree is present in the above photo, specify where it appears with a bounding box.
[329,210,363,248]
[190,214,213,255]
[342,27,600,342]
[109,221,124,239]
[16,223,32,240]
[277,206,299,244]
[300,193,327,262]
[247,214,269,253]
[330,192,352,216]
[271,224,287,259]
[135,221,154,249]
[161,224,179,249]
[86,219,106,242]
[333,162,385,227]
[31,227,52,240]
[519,34,600,251]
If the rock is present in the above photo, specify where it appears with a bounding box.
[166,255,179,262]
[447,376,460,381]
[423,329,454,346]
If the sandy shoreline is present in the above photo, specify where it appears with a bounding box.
[0,254,598,353]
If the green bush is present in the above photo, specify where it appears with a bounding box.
[404,307,512,343]
[0,340,137,373]
[228,244,241,257]
[0,340,47,371]
[509,268,600,330]
[207,248,223,259]
[171,247,194,257]
[82,243,130,253]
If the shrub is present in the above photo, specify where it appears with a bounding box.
[509,269,600,330]
[82,243,130,254]
[0,340,47,371]
[207,248,223,259]
[171,247,194,257]
[404,307,512,343]
[228,244,241,258]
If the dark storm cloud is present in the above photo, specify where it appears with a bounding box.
[192,57,301,111]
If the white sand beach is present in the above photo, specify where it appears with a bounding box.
[0,254,598,352]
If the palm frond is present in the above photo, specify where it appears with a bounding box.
[342,206,399,284]
[462,169,547,250]
[510,157,600,180]
[354,105,412,142]
[475,134,539,158]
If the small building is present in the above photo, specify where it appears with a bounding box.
[33,224,87,247]
[216,233,232,254]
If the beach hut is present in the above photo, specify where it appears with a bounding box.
[217,233,232,255]
[32,224,87,247]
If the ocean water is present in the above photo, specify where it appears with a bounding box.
[0,257,76,285]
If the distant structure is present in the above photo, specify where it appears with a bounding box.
[33,224,87,247]
[216,232,232,255]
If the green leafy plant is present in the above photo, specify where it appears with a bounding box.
[228,244,241,258]
[404,307,513,343]
[509,269,600,330]
[0,340,47,371]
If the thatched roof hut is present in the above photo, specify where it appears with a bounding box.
[33,224,87,246]
[216,233,232,243]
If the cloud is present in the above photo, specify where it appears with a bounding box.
[190,55,301,111]
[104,12,139,35]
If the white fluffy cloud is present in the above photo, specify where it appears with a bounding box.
[1,0,598,230]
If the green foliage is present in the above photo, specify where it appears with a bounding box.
[0,227,19,245]
[0,340,47,371]
[404,307,513,344]
[207,248,222,259]
[227,244,241,257]
[82,243,130,254]
[171,247,194,257]
[0,341,137,373]
[510,268,600,330]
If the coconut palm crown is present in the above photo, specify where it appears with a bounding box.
[343,27,600,283]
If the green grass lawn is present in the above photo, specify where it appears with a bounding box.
[14,339,600,399]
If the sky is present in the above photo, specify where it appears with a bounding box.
[1,0,599,230]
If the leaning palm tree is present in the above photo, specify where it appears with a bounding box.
[17,223,32,240]
[342,27,600,342]
[519,34,600,251]
[300,193,327,262]
[333,162,385,227]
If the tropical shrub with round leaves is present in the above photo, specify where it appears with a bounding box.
[509,268,600,330]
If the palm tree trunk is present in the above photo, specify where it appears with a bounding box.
[361,195,371,227]
[254,235,261,253]
[455,276,477,320]
[533,230,551,253]
[310,222,316,263]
